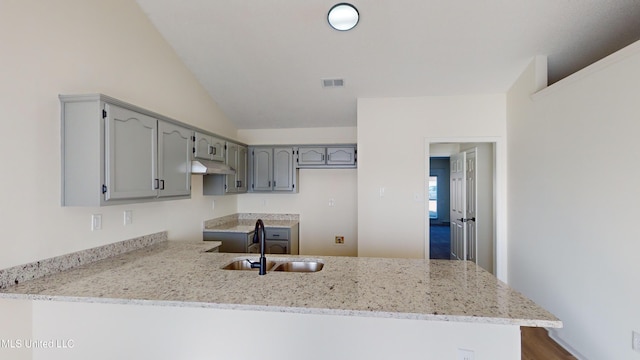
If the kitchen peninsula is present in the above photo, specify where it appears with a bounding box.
[0,233,560,360]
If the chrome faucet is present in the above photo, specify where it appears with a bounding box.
[249,219,267,275]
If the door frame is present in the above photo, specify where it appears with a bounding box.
[425,136,507,282]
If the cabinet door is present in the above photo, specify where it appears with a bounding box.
[225,142,239,193]
[266,240,289,254]
[194,132,213,160]
[252,148,273,191]
[237,145,248,193]
[210,136,225,162]
[297,147,326,166]
[273,148,294,191]
[326,147,356,166]
[105,104,157,200]
[158,121,192,197]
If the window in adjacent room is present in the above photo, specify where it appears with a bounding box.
[429,176,438,219]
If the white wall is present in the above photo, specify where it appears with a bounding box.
[507,45,640,358]
[237,127,358,256]
[0,0,239,269]
[357,96,506,260]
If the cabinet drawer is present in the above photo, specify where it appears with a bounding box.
[265,228,289,240]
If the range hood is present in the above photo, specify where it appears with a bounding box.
[191,160,236,175]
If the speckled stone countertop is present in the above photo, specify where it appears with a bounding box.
[203,213,299,233]
[0,241,561,328]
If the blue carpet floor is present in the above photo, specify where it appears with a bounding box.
[429,224,450,260]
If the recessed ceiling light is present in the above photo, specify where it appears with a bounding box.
[327,3,359,31]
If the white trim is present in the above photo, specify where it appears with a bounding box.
[425,136,507,283]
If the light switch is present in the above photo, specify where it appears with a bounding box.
[91,214,102,231]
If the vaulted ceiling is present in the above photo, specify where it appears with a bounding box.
[135,0,640,129]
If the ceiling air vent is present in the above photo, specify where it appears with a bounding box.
[322,78,344,88]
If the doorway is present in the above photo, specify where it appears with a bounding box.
[428,157,451,259]
[427,141,499,276]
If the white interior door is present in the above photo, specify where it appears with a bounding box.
[465,150,477,263]
[450,149,479,262]
[450,152,466,260]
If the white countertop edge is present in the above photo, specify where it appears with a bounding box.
[0,293,562,328]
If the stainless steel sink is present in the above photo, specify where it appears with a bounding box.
[222,260,276,271]
[273,261,324,273]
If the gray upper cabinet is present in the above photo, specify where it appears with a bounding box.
[296,145,357,168]
[61,94,192,206]
[105,104,158,201]
[231,143,248,193]
[326,147,356,166]
[250,147,297,192]
[158,121,192,197]
[273,148,295,191]
[202,141,248,195]
[251,147,273,191]
[194,132,225,162]
[297,147,326,166]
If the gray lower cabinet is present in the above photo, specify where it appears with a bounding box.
[265,225,299,255]
[61,94,192,206]
[203,231,254,253]
[249,147,297,192]
[297,145,356,168]
[204,224,299,255]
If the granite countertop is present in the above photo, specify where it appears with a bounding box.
[203,219,299,233]
[0,241,561,328]
[203,213,299,233]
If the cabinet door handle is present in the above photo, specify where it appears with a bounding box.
[160,180,165,190]
[268,181,271,187]
[154,178,160,189]
[208,145,214,155]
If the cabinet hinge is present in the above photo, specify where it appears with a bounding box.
[101,184,107,194]
[102,110,107,119]
[192,136,196,142]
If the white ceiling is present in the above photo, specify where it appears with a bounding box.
[135,0,640,129]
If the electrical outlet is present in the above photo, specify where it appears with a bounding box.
[457,349,474,360]
[123,210,133,225]
[91,214,102,231]
[335,236,344,244]
[633,331,640,352]
[328,198,335,207]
